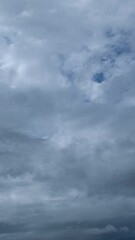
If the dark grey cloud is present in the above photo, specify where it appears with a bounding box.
[0,0,135,239]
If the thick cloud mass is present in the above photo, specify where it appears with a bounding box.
[0,0,135,239]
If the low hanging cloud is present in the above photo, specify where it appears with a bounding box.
[85,225,129,235]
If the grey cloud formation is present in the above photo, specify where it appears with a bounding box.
[0,0,135,239]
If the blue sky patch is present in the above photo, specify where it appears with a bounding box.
[93,72,105,83]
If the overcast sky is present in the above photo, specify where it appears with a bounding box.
[0,0,135,239]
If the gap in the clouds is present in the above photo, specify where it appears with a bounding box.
[93,72,105,83]
[57,28,132,92]
[110,42,131,56]
[105,28,131,57]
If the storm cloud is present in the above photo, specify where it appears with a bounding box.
[0,0,135,239]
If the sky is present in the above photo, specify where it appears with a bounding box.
[0,0,135,239]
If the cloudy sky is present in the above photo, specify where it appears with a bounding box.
[0,0,135,239]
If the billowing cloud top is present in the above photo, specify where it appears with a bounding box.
[0,0,135,239]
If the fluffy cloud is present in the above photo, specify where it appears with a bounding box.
[0,0,135,239]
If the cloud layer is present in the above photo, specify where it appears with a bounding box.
[0,0,135,239]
